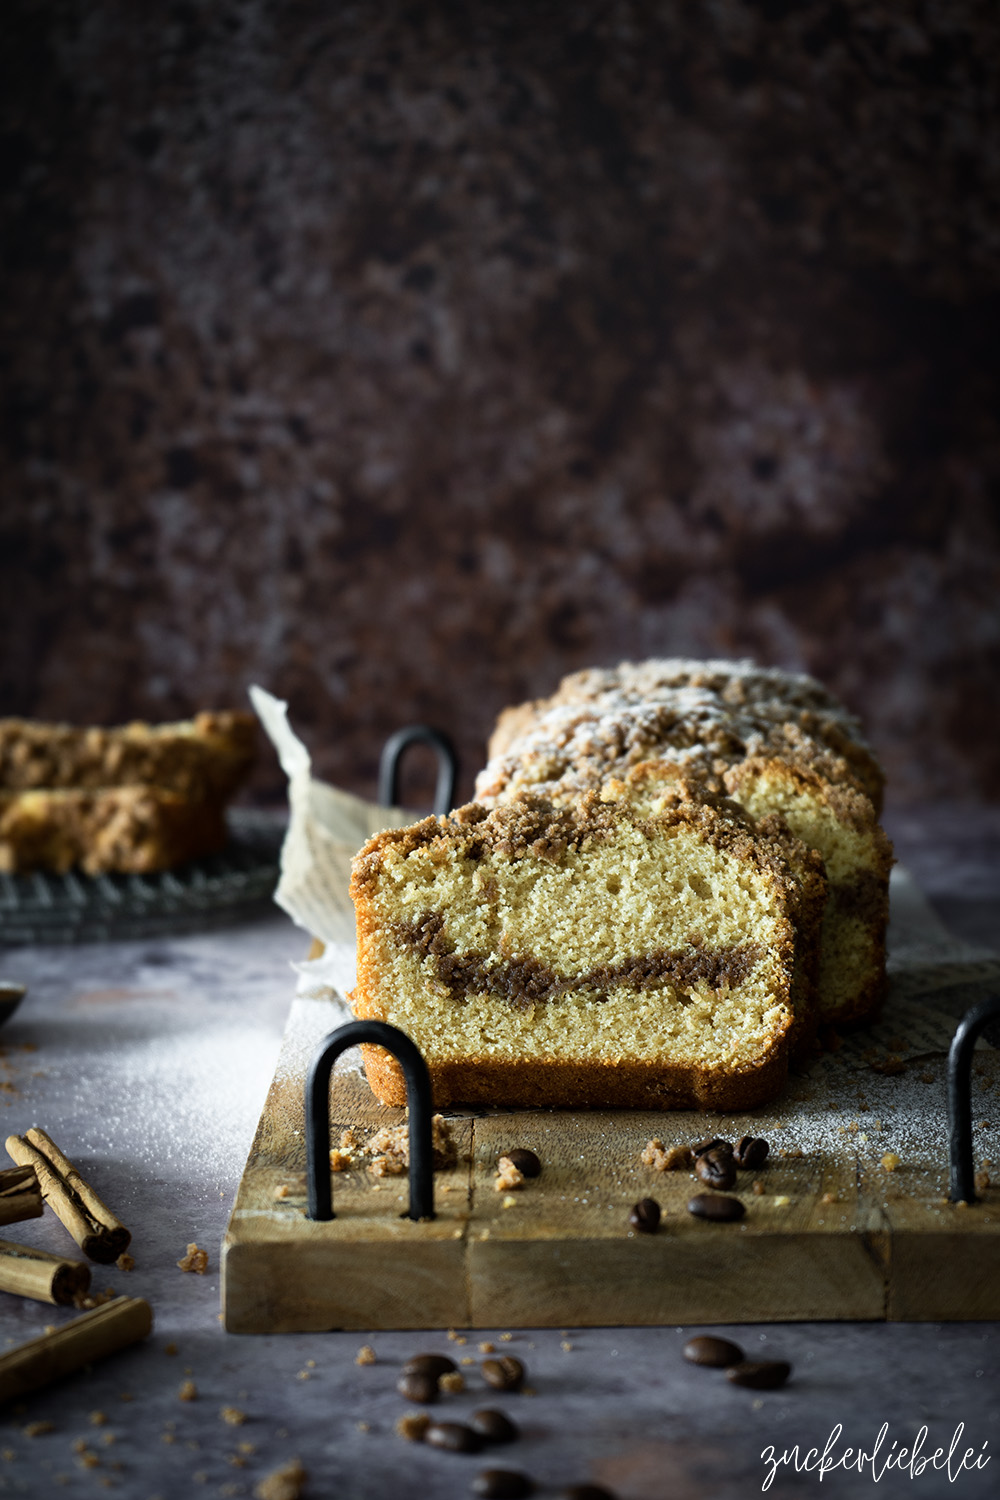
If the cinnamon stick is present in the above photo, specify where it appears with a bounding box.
[0,1239,91,1305]
[0,1295,152,1403]
[0,1165,42,1226]
[5,1129,131,1264]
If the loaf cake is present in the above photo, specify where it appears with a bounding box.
[476,660,891,1027]
[350,788,819,1111]
[0,711,255,875]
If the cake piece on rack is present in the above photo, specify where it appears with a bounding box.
[0,711,256,875]
[350,787,817,1111]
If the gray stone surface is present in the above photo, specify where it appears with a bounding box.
[0,816,997,1499]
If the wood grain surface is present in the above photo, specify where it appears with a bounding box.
[222,998,1000,1332]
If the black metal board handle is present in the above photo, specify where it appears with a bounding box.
[378,726,458,816]
[305,1020,435,1222]
[948,994,1000,1202]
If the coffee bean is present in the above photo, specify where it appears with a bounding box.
[558,1487,618,1500]
[482,1356,525,1392]
[726,1359,791,1390]
[401,1352,457,1380]
[735,1136,770,1170]
[692,1136,731,1157]
[472,1468,535,1498]
[687,1192,745,1221]
[628,1197,661,1233]
[503,1148,541,1179]
[425,1421,484,1453]
[694,1148,737,1191]
[470,1409,519,1443]
[397,1371,440,1403]
[682,1335,744,1368]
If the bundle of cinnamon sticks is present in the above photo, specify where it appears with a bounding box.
[0,1127,151,1400]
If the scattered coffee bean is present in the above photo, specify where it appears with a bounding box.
[559,1487,618,1500]
[401,1352,457,1380]
[503,1149,542,1179]
[472,1468,535,1498]
[687,1192,745,1222]
[397,1371,440,1404]
[735,1136,770,1170]
[682,1335,744,1368]
[694,1148,737,1191]
[628,1198,661,1233]
[470,1409,519,1444]
[692,1136,731,1157]
[425,1421,484,1453]
[726,1359,791,1390]
[482,1356,525,1392]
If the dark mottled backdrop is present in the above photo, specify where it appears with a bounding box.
[3,0,999,806]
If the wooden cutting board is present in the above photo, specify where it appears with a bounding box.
[222,879,1000,1332]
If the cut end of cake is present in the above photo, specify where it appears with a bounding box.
[350,791,801,1111]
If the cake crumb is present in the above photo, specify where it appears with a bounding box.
[439,1372,464,1394]
[355,1345,376,1366]
[561,1341,574,1352]
[502,1194,518,1208]
[641,1138,692,1172]
[479,1342,495,1354]
[975,1170,991,1192]
[495,1156,526,1190]
[254,1458,307,1500]
[273,1183,291,1199]
[115,1253,134,1272]
[23,1422,54,1437]
[880,1153,901,1172]
[752,1180,765,1196]
[177,1244,209,1275]
[366,1114,457,1172]
[871,1055,906,1076]
[356,1421,370,1432]
[340,1128,361,1150]
[178,1382,197,1402]
[773,1195,791,1207]
[220,1408,246,1427]
[460,1356,475,1365]
[821,1191,838,1204]
[396,1413,430,1442]
[370,1154,404,1178]
[76,1450,100,1469]
[328,1150,352,1173]
[89,1412,108,1427]
[499,1333,513,1341]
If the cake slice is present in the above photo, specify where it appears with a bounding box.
[0,786,228,876]
[0,711,256,801]
[350,791,805,1111]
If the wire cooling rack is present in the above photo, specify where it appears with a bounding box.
[0,809,284,946]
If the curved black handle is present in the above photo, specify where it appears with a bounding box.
[948,994,1000,1203]
[306,1020,435,1222]
[378,726,458,816]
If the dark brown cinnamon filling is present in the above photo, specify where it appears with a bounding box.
[394,911,761,1009]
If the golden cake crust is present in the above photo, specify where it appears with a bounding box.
[357,1041,792,1112]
